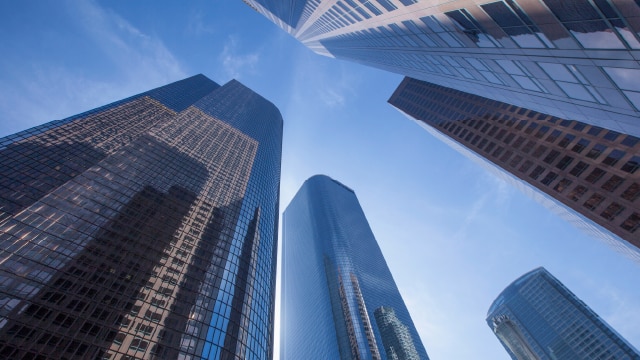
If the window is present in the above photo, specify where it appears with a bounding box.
[535,126,550,139]
[621,135,639,147]
[554,178,573,193]
[557,134,575,148]
[144,310,162,323]
[569,161,589,177]
[543,150,560,164]
[588,126,603,136]
[601,175,624,192]
[571,139,590,153]
[568,185,588,201]
[621,156,640,174]
[135,324,154,336]
[113,332,126,345]
[445,9,499,47]
[542,0,624,49]
[522,140,536,153]
[541,172,558,186]
[129,338,149,352]
[585,168,606,183]
[621,213,640,233]
[519,160,533,173]
[532,145,547,157]
[600,203,624,220]
[485,142,496,153]
[512,136,526,148]
[556,156,574,170]
[602,149,625,166]
[621,183,640,202]
[546,130,562,143]
[509,155,523,168]
[151,297,166,308]
[586,143,606,159]
[529,166,546,180]
[583,193,605,211]
[603,130,621,141]
[524,123,537,134]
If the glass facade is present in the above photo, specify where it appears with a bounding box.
[0,74,283,359]
[487,267,640,359]
[247,0,640,138]
[388,76,640,262]
[281,175,429,360]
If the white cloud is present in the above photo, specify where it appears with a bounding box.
[219,35,260,81]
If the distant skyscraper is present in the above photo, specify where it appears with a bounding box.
[487,267,640,359]
[247,0,640,137]
[388,76,640,261]
[0,74,283,359]
[281,175,428,359]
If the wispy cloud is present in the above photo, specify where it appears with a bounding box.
[186,10,216,36]
[285,50,360,114]
[72,0,186,84]
[0,0,188,136]
[219,35,260,81]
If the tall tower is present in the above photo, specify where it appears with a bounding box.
[247,0,640,137]
[281,175,429,359]
[487,267,640,359]
[388,77,640,261]
[0,74,283,360]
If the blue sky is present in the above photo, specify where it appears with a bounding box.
[1,1,639,358]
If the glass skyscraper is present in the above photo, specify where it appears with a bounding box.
[487,267,640,359]
[247,0,640,260]
[247,0,640,138]
[388,77,640,261]
[281,175,428,360]
[0,74,283,359]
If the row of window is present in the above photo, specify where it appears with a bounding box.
[394,79,640,235]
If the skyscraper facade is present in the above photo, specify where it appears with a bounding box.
[388,76,640,261]
[487,267,640,359]
[0,74,283,360]
[281,175,428,360]
[247,0,640,138]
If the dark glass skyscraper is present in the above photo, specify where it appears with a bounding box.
[388,77,640,262]
[0,74,283,359]
[487,267,640,360]
[281,175,428,359]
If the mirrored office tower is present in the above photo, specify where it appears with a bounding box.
[247,0,640,137]
[388,76,640,262]
[0,74,283,360]
[281,175,428,359]
[487,267,640,359]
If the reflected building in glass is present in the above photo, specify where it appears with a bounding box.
[388,76,640,261]
[281,175,428,359]
[0,74,283,359]
[247,0,640,138]
[487,267,640,359]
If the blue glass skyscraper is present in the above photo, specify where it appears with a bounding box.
[0,74,282,359]
[248,0,640,138]
[281,175,428,359]
[487,267,640,360]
